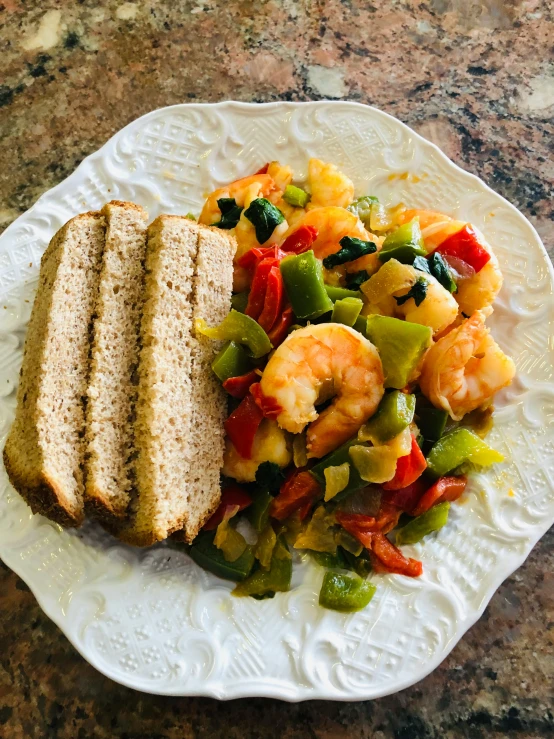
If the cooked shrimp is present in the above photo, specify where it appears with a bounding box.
[223,419,291,483]
[260,323,385,458]
[419,311,515,420]
[361,260,459,335]
[199,173,279,226]
[307,158,355,210]
[267,161,293,193]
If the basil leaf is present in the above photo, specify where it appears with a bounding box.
[255,461,285,494]
[394,277,428,307]
[412,255,431,274]
[428,252,457,293]
[244,198,285,244]
[345,270,370,289]
[214,197,243,229]
[323,236,377,269]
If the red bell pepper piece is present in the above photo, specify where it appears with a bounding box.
[370,534,423,577]
[250,382,283,419]
[382,436,427,491]
[203,484,252,530]
[411,475,467,517]
[280,225,318,255]
[257,266,284,333]
[270,470,322,521]
[381,477,429,513]
[238,246,269,271]
[267,306,294,348]
[254,163,269,175]
[222,369,260,399]
[336,503,401,537]
[245,257,280,320]
[224,394,264,459]
[433,225,491,273]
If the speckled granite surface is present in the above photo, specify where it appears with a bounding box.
[0,0,553,736]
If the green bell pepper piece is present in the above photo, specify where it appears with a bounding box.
[396,502,450,545]
[311,549,348,569]
[246,489,273,532]
[417,406,448,443]
[283,184,311,208]
[310,437,368,499]
[353,315,368,337]
[347,195,379,227]
[365,315,432,389]
[231,291,249,313]
[211,340,252,382]
[196,309,272,358]
[342,549,373,578]
[360,390,416,443]
[233,537,292,597]
[280,250,334,320]
[324,285,362,302]
[319,571,376,612]
[379,218,426,264]
[189,531,255,582]
[331,297,363,327]
[426,428,504,478]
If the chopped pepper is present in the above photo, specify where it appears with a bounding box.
[197,309,272,358]
[382,435,427,490]
[349,445,398,484]
[381,477,429,513]
[294,505,337,553]
[231,291,249,313]
[257,266,285,332]
[324,463,351,501]
[214,512,248,562]
[353,315,368,337]
[365,315,432,389]
[310,437,367,499]
[426,428,503,478]
[250,382,283,419]
[370,533,423,577]
[319,572,376,613]
[432,225,491,273]
[417,406,449,443]
[245,256,280,321]
[411,475,467,516]
[189,531,255,582]
[280,225,318,254]
[359,391,416,444]
[233,537,292,597]
[331,297,363,327]
[280,250,334,320]
[222,369,260,399]
[247,489,273,532]
[211,340,252,383]
[254,524,277,569]
[346,195,379,226]
[271,470,322,521]
[224,394,264,459]
[379,218,426,263]
[203,484,252,530]
[396,502,450,545]
[267,306,295,348]
[324,285,362,302]
[311,549,349,570]
[283,184,311,208]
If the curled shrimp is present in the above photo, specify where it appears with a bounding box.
[259,323,385,458]
[307,158,355,209]
[419,311,515,420]
[199,173,279,226]
[397,210,503,314]
[223,419,291,483]
[361,259,459,335]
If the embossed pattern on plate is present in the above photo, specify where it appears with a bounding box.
[0,102,552,700]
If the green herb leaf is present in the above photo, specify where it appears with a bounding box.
[394,277,429,307]
[345,270,370,289]
[428,252,457,293]
[255,461,285,494]
[323,236,377,269]
[244,198,285,244]
[214,198,243,229]
[412,255,431,274]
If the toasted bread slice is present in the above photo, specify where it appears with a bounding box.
[84,201,148,523]
[4,212,106,526]
[120,217,235,545]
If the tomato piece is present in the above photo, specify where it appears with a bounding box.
[433,225,491,274]
[257,266,285,333]
[411,475,467,517]
[270,471,322,521]
[267,306,294,348]
[250,382,283,419]
[370,533,423,577]
[224,394,264,459]
[203,484,253,530]
[382,435,427,490]
[280,225,318,255]
[222,369,260,399]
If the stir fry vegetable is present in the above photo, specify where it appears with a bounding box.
[197,310,272,358]
[280,250,334,319]
[319,572,376,612]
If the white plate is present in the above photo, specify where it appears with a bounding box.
[0,102,553,701]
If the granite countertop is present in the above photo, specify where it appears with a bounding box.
[1,0,553,736]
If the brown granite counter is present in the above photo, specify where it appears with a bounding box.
[0,1,553,736]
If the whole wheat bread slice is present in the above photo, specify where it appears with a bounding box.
[84,201,148,523]
[4,212,106,526]
[120,217,235,545]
